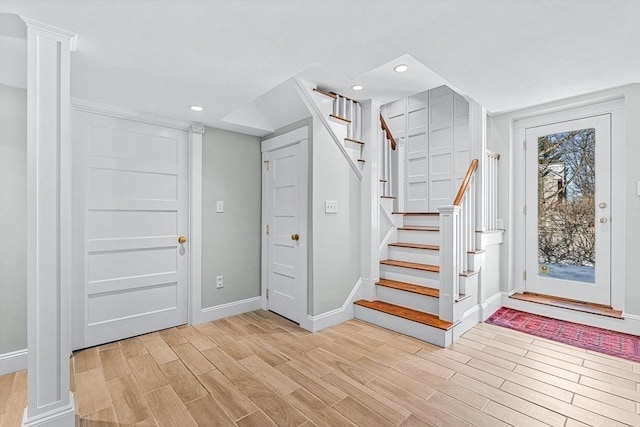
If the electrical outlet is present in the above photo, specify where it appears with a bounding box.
[216,200,224,213]
[216,275,224,289]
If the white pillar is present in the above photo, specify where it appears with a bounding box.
[188,123,205,325]
[22,16,77,427]
[360,100,381,301]
[438,205,461,324]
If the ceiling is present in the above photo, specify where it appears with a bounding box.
[0,0,638,136]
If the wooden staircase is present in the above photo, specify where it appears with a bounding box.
[355,212,457,347]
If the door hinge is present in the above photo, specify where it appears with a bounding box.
[265,225,269,234]
[523,140,526,150]
[266,289,269,300]
[264,160,270,171]
[523,205,527,215]
[523,270,527,281]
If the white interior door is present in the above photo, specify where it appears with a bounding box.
[72,110,188,349]
[262,129,307,324]
[525,114,611,305]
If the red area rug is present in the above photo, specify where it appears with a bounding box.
[486,307,640,363]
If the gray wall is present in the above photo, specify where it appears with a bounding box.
[311,118,361,315]
[489,83,640,316]
[0,84,27,354]
[201,127,262,308]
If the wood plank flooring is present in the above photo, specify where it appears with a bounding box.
[1,311,639,426]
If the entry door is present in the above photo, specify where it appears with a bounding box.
[264,141,305,323]
[525,114,611,305]
[72,111,188,349]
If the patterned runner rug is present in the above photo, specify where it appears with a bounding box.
[486,307,640,363]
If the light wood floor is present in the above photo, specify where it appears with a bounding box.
[1,311,639,427]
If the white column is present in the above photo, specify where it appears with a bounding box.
[188,123,205,325]
[360,100,381,301]
[438,205,461,324]
[22,17,77,427]
[469,101,487,232]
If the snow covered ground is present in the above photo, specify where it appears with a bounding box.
[541,262,595,283]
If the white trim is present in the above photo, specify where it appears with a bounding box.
[513,98,626,310]
[0,349,27,376]
[622,312,640,322]
[261,128,311,331]
[200,297,262,323]
[188,124,204,325]
[71,98,190,131]
[19,16,77,50]
[22,393,75,427]
[481,292,504,320]
[454,305,481,341]
[306,279,362,332]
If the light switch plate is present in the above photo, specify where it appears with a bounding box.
[216,200,224,213]
[325,200,338,213]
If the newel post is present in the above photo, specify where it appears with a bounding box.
[438,205,461,324]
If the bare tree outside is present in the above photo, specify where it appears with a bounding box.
[538,128,596,283]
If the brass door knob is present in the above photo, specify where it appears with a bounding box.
[599,217,607,224]
[291,234,300,241]
[178,236,187,244]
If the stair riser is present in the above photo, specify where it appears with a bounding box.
[403,216,440,228]
[388,246,439,265]
[397,230,439,245]
[354,305,452,347]
[375,285,439,315]
[380,265,439,288]
[328,120,348,140]
[312,91,335,117]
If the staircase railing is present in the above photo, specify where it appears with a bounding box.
[379,113,397,198]
[484,150,500,230]
[438,159,479,323]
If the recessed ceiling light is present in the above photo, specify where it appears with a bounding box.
[351,85,363,91]
[189,105,204,112]
[393,64,408,73]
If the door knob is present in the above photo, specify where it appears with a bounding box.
[291,234,300,241]
[599,202,607,209]
[599,217,607,223]
[178,236,187,244]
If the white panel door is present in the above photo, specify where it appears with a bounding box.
[405,93,429,212]
[72,111,188,349]
[265,143,302,323]
[525,115,611,305]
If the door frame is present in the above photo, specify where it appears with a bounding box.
[260,126,311,331]
[513,98,625,309]
[70,100,199,349]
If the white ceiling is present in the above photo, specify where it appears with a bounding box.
[1,0,638,135]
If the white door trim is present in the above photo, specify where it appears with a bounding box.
[261,126,311,331]
[513,98,625,309]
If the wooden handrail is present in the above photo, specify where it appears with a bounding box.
[379,114,397,150]
[453,159,479,206]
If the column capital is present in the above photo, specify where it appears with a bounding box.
[190,123,205,135]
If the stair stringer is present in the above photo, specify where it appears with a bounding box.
[293,78,363,180]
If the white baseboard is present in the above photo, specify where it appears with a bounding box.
[22,392,75,427]
[453,292,505,341]
[0,348,27,376]
[481,292,505,321]
[200,296,262,323]
[306,279,362,332]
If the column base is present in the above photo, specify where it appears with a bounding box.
[22,392,75,427]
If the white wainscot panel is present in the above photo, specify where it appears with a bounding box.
[88,210,177,239]
[89,167,178,200]
[408,132,427,152]
[430,127,452,148]
[88,282,178,325]
[408,157,428,176]
[89,125,178,164]
[89,247,177,282]
[408,182,428,200]
[408,108,426,128]
[430,153,452,173]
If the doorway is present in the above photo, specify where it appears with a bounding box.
[261,127,308,325]
[524,114,611,305]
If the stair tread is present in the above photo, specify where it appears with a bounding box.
[354,300,453,330]
[398,226,439,232]
[345,137,365,145]
[313,87,337,99]
[510,292,623,319]
[381,196,396,199]
[376,279,439,298]
[358,159,365,163]
[329,114,351,124]
[393,212,440,216]
[380,259,439,273]
[388,242,439,251]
